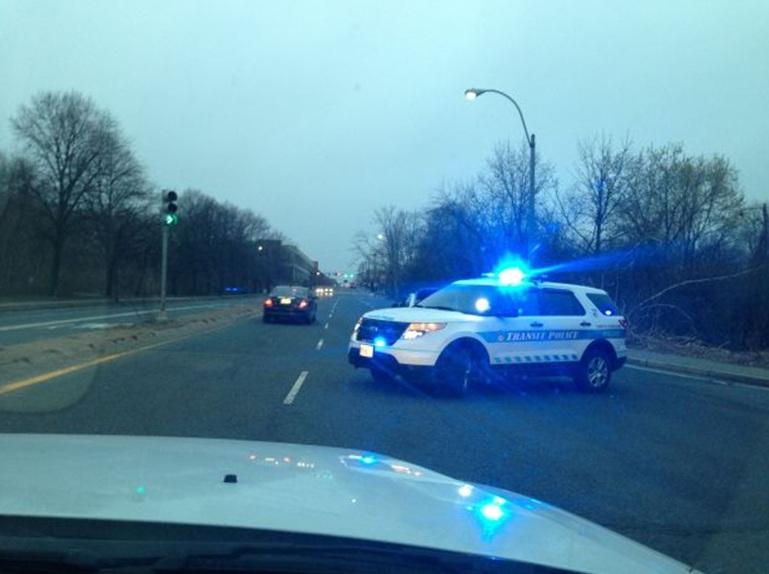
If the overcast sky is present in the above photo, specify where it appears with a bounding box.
[1,0,767,272]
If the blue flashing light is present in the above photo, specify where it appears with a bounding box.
[498,267,526,286]
[361,455,376,465]
[474,297,490,313]
[470,496,511,538]
[373,337,386,348]
[604,309,613,316]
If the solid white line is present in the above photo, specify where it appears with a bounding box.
[0,303,232,332]
[316,338,324,350]
[626,364,769,392]
[283,371,309,405]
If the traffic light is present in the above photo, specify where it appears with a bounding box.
[163,190,178,226]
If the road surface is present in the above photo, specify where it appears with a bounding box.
[1,291,767,573]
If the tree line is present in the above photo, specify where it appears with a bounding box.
[0,91,282,299]
[355,136,769,351]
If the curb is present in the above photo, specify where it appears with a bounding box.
[626,356,769,388]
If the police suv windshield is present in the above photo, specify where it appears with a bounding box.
[418,284,533,316]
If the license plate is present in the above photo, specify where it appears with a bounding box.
[280,298,292,305]
[359,344,374,358]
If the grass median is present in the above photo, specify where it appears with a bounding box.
[0,304,262,393]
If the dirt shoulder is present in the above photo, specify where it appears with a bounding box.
[0,305,262,385]
[628,334,769,370]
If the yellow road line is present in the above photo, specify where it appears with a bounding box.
[0,312,262,397]
[0,349,137,395]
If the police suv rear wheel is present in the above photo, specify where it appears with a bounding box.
[575,348,612,393]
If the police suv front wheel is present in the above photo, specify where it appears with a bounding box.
[434,344,475,397]
[574,348,612,393]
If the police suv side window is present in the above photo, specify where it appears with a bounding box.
[586,292,619,316]
[500,288,539,316]
[537,289,585,316]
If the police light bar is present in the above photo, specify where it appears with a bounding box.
[498,267,526,286]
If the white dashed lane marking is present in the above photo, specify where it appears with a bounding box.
[283,371,309,405]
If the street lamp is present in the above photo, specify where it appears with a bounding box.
[465,88,537,260]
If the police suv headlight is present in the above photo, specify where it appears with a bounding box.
[401,322,446,340]
[353,318,363,336]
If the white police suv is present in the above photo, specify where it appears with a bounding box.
[348,269,627,395]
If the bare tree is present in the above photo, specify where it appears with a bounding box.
[168,190,280,295]
[619,145,743,270]
[11,91,111,295]
[0,154,46,294]
[557,135,634,255]
[84,122,150,298]
[478,141,556,254]
[0,152,8,221]
[352,206,422,296]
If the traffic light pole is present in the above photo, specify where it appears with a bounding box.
[158,188,177,321]
[159,223,169,321]
[527,133,536,261]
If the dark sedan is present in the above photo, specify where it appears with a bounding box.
[263,285,317,324]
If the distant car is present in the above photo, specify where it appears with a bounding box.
[349,270,627,395]
[314,286,335,297]
[263,285,317,324]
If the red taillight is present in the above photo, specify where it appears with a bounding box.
[264,298,273,307]
[619,318,628,329]
[298,299,308,309]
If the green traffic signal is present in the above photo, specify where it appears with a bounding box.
[163,190,179,226]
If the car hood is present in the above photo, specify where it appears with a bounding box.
[364,306,478,323]
[0,435,695,574]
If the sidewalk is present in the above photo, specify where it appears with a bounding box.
[627,348,769,388]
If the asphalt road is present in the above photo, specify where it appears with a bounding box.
[1,291,768,573]
[0,296,261,346]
